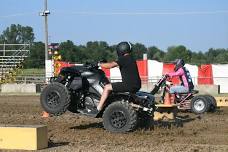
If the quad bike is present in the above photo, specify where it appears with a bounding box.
[151,75,217,114]
[40,61,155,133]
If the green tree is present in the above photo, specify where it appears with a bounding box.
[205,48,228,64]
[0,24,34,44]
[58,41,116,63]
[131,43,147,59]
[59,40,78,62]
[190,51,207,65]
[84,41,115,63]
[86,41,103,62]
[147,46,165,61]
[205,48,217,63]
[24,42,45,68]
[164,45,191,62]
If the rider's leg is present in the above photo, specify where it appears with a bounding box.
[169,85,189,104]
[170,94,175,104]
[97,83,112,111]
[170,85,189,94]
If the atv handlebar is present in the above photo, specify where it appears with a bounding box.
[84,62,99,69]
[84,59,107,69]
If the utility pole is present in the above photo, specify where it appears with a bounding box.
[40,0,50,82]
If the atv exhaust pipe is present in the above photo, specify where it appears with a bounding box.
[130,103,153,113]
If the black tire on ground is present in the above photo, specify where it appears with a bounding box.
[103,101,138,133]
[203,95,217,112]
[191,95,209,114]
[40,82,70,115]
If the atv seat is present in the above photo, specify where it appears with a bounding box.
[112,92,138,100]
[136,91,154,100]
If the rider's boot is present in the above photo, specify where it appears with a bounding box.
[170,94,175,104]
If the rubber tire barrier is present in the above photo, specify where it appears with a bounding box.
[191,95,209,114]
[40,82,70,116]
[103,101,138,133]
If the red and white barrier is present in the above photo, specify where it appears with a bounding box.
[49,60,228,93]
[45,60,54,83]
[198,64,213,85]
[105,60,228,93]
[110,67,122,82]
[147,61,198,85]
[185,64,198,84]
[212,64,228,93]
[148,60,163,82]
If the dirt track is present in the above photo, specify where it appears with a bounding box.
[0,95,228,152]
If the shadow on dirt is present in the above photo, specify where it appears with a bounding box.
[69,114,200,131]
[48,140,70,148]
[70,122,103,130]
[137,114,200,130]
[154,114,199,128]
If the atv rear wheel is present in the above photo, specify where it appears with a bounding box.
[203,95,217,112]
[40,82,70,115]
[103,101,138,133]
[191,95,209,114]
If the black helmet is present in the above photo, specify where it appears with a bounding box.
[116,41,132,57]
[174,59,185,71]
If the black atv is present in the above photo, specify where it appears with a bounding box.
[40,62,155,133]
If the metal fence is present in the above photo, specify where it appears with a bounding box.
[0,44,30,83]
[15,75,46,84]
[14,75,228,85]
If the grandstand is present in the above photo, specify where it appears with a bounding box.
[0,44,30,84]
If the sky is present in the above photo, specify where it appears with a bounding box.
[0,0,228,52]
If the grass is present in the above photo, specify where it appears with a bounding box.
[18,68,45,76]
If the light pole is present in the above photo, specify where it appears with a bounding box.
[40,0,50,82]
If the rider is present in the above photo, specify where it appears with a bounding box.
[165,59,194,101]
[86,41,141,116]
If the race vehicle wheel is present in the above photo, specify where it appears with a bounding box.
[191,95,209,114]
[203,95,217,112]
[40,82,70,115]
[103,101,138,133]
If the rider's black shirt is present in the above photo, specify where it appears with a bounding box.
[116,55,141,90]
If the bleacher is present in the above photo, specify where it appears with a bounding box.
[0,44,30,83]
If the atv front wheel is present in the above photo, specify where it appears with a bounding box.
[40,82,70,115]
[103,101,138,133]
[191,95,209,114]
